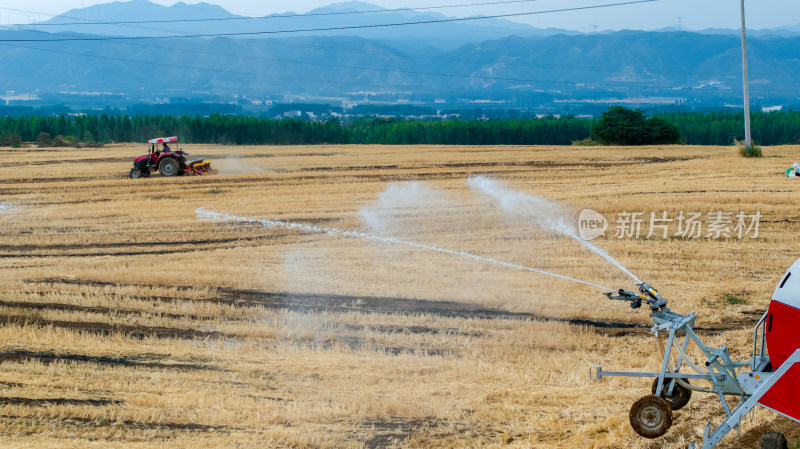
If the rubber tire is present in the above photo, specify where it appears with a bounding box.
[629,395,672,439]
[651,378,691,410]
[158,158,180,177]
[761,431,788,449]
[129,167,142,179]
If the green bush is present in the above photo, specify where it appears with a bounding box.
[736,140,763,158]
[37,132,52,147]
[724,295,747,305]
[571,138,598,146]
[0,132,22,148]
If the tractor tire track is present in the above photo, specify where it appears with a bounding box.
[27,279,647,336]
[0,397,121,407]
[0,315,227,340]
[24,280,758,336]
[0,299,247,322]
[0,413,242,433]
[0,235,286,252]
[0,349,215,371]
[27,279,761,336]
[0,235,293,258]
[0,157,127,168]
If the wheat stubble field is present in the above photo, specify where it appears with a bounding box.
[0,143,798,448]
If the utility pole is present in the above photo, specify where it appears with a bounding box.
[740,0,752,150]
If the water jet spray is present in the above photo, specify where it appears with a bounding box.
[468,176,642,284]
[196,208,612,291]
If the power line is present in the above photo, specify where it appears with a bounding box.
[0,1,659,42]
[8,0,546,26]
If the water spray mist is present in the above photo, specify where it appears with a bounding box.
[196,208,612,290]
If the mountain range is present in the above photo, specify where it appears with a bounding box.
[24,0,577,50]
[2,0,799,113]
[28,1,800,43]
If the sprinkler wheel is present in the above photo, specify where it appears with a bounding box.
[651,378,692,410]
[760,431,788,449]
[629,395,672,439]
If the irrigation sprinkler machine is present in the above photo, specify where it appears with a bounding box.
[590,260,800,449]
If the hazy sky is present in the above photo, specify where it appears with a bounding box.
[0,0,797,33]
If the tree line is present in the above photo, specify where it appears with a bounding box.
[0,110,799,147]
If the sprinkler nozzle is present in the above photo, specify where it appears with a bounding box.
[604,283,667,311]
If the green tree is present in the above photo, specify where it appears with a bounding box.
[592,106,681,145]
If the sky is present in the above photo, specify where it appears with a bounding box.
[0,0,797,33]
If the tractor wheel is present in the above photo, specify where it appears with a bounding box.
[158,158,180,177]
[129,167,142,179]
[761,431,788,449]
[651,378,691,410]
[629,395,672,439]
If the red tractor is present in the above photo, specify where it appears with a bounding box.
[129,136,217,178]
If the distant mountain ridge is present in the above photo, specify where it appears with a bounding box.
[27,0,800,42]
[44,0,241,25]
[311,1,387,13]
[25,0,577,49]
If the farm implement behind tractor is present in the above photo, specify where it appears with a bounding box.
[130,136,218,178]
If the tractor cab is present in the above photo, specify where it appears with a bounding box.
[147,136,182,157]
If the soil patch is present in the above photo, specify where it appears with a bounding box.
[358,416,444,449]
[346,323,483,337]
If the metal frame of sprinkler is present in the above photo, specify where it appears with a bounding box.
[589,283,800,449]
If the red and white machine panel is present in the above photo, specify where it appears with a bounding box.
[761,258,800,421]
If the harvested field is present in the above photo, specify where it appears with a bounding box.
[0,143,799,448]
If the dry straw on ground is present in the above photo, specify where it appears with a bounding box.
[0,143,798,448]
